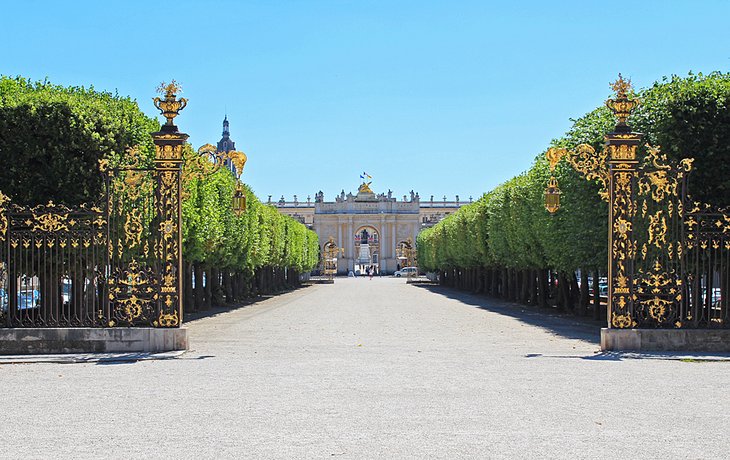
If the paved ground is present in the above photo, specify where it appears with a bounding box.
[1,277,729,459]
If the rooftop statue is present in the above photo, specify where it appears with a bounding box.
[358,181,374,194]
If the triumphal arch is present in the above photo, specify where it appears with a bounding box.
[271,182,465,274]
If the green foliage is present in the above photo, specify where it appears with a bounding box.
[0,75,159,206]
[631,72,730,206]
[181,154,318,274]
[418,72,728,276]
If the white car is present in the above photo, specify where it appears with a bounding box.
[394,267,418,277]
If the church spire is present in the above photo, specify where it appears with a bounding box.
[217,115,235,153]
[222,115,230,136]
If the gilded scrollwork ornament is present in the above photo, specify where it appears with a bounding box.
[0,191,9,241]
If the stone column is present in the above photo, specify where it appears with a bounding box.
[392,220,398,272]
[379,216,386,272]
[337,222,343,253]
[391,221,397,253]
[347,217,353,271]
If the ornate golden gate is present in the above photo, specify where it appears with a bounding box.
[545,76,729,329]
[0,83,186,328]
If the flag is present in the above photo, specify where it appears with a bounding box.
[359,174,364,179]
[363,172,372,179]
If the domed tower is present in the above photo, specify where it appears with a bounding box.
[217,116,236,153]
[217,116,237,173]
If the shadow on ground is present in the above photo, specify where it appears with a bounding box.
[414,284,602,344]
[184,285,313,323]
[526,351,730,362]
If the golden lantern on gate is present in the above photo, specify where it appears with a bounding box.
[233,184,246,216]
[544,175,561,213]
[544,147,567,214]
[229,150,248,216]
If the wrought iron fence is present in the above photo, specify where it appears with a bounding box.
[630,147,729,328]
[0,198,107,327]
[0,82,186,328]
[682,205,729,326]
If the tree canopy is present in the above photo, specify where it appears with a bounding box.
[0,75,159,206]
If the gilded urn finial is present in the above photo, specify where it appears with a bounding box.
[153,80,188,126]
[606,74,638,129]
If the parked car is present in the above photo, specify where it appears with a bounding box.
[1,289,40,312]
[589,283,608,297]
[62,280,71,306]
[17,290,40,310]
[394,267,418,277]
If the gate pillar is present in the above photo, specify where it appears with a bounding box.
[151,82,188,327]
[605,76,642,329]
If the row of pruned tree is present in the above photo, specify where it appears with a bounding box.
[181,152,319,312]
[417,72,730,322]
[0,75,319,315]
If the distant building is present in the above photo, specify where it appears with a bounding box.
[272,184,466,275]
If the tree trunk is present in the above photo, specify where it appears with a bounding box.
[211,268,223,306]
[491,269,499,296]
[580,269,590,316]
[528,269,537,305]
[193,263,204,311]
[557,272,568,311]
[202,267,212,311]
[184,261,194,313]
[592,269,601,321]
[538,268,548,308]
[520,270,529,304]
[510,269,518,302]
[570,272,580,314]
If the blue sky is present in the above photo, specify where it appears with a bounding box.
[2,0,729,202]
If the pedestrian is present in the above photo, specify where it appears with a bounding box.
[369,265,374,280]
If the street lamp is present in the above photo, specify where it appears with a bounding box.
[544,147,565,213]
[232,185,246,216]
[228,150,248,215]
[323,236,343,280]
[405,238,417,281]
[396,238,417,281]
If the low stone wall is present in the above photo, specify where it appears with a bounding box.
[0,328,188,355]
[601,328,730,352]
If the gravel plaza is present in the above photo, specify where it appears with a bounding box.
[1,277,728,459]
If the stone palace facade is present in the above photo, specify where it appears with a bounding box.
[270,184,467,275]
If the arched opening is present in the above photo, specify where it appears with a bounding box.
[396,239,415,272]
[354,226,380,275]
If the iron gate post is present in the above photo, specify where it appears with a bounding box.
[151,82,188,327]
[605,75,642,329]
